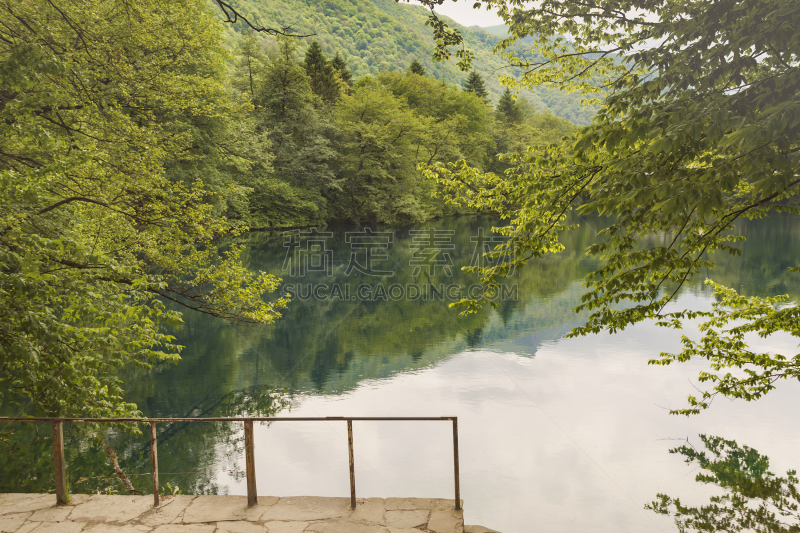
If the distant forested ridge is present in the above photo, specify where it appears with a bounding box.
[214,0,596,125]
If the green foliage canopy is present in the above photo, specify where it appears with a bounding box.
[243,36,339,226]
[334,79,426,225]
[330,70,497,225]
[226,30,570,229]
[422,0,800,412]
[0,0,288,420]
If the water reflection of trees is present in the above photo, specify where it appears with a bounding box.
[648,435,800,532]
[195,215,604,394]
[165,214,800,399]
[640,213,800,299]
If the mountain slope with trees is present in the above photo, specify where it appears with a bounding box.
[216,0,596,125]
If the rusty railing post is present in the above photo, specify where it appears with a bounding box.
[150,422,160,506]
[347,419,356,509]
[244,420,258,506]
[52,421,67,505]
[452,417,461,510]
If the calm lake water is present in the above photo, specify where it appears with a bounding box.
[2,215,800,532]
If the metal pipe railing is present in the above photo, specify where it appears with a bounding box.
[0,416,461,511]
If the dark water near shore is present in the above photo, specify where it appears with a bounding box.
[3,215,800,532]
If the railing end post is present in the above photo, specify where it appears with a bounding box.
[452,417,460,511]
[347,419,356,510]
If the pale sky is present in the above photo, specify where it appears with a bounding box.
[406,1,505,27]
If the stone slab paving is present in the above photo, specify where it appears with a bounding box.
[0,494,496,533]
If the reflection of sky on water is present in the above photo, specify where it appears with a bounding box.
[206,288,800,532]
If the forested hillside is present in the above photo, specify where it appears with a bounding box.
[216,0,596,125]
[198,34,576,228]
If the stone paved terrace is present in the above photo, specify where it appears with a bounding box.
[0,493,499,533]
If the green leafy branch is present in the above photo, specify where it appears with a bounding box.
[651,281,800,415]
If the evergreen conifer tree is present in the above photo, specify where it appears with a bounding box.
[496,88,522,123]
[236,32,264,96]
[408,59,426,76]
[262,38,337,200]
[304,40,339,104]
[331,52,353,87]
[463,71,488,100]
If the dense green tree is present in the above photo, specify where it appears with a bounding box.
[303,41,327,95]
[378,71,495,171]
[253,37,338,225]
[408,59,427,76]
[422,0,800,412]
[162,32,276,225]
[0,0,287,421]
[331,52,353,88]
[234,31,264,97]
[495,88,523,124]
[490,97,575,174]
[333,79,426,225]
[162,109,274,225]
[303,40,340,104]
[463,71,489,100]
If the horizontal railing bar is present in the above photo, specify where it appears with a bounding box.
[0,416,456,423]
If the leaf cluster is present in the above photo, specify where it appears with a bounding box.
[651,281,800,415]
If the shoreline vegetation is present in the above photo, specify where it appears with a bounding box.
[242,209,497,233]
